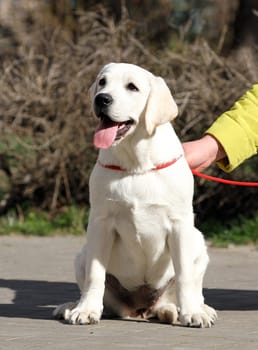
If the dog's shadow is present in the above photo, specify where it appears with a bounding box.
[204,288,258,311]
[0,278,79,320]
[1,279,258,320]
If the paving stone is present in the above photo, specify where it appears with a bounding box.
[0,236,257,350]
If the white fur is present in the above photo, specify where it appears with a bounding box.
[53,63,217,327]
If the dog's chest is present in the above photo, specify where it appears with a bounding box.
[118,205,173,265]
[107,176,174,245]
[106,171,174,206]
[90,166,181,288]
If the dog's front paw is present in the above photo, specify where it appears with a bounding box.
[179,304,217,328]
[69,306,102,325]
[53,301,78,320]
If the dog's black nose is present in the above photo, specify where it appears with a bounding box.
[95,93,113,108]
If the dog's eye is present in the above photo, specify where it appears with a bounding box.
[127,82,139,92]
[99,78,106,87]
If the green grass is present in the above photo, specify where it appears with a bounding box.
[0,206,89,236]
[1,204,258,246]
[199,212,258,247]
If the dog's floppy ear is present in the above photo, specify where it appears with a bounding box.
[145,76,178,135]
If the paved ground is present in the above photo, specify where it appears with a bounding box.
[0,235,258,350]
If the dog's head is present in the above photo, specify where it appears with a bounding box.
[90,63,178,149]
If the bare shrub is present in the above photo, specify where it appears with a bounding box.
[0,5,257,221]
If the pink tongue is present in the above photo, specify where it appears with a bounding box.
[94,120,119,149]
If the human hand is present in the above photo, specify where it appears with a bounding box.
[182,134,226,171]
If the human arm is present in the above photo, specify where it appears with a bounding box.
[183,83,258,172]
[183,135,225,172]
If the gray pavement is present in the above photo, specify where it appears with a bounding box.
[0,235,258,350]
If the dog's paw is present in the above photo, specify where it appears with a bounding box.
[53,301,102,325]
[179,304,217,328]
[156,303,178,324]
[53,301,78,320]
[201,304,217,324]
[69,307,102,325]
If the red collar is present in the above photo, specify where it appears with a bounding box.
[98,154,183,172]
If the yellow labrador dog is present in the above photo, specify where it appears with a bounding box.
[54,63,217,327]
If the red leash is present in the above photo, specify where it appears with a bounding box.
[97,156,258,186]
[192,169,258,187]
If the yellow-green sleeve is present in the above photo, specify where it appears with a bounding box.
[205,83,258,172]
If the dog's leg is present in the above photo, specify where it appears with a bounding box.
[53,248,87,321]
[192,245,217,325]
[67,217,115,325]
[169,218,216,328]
